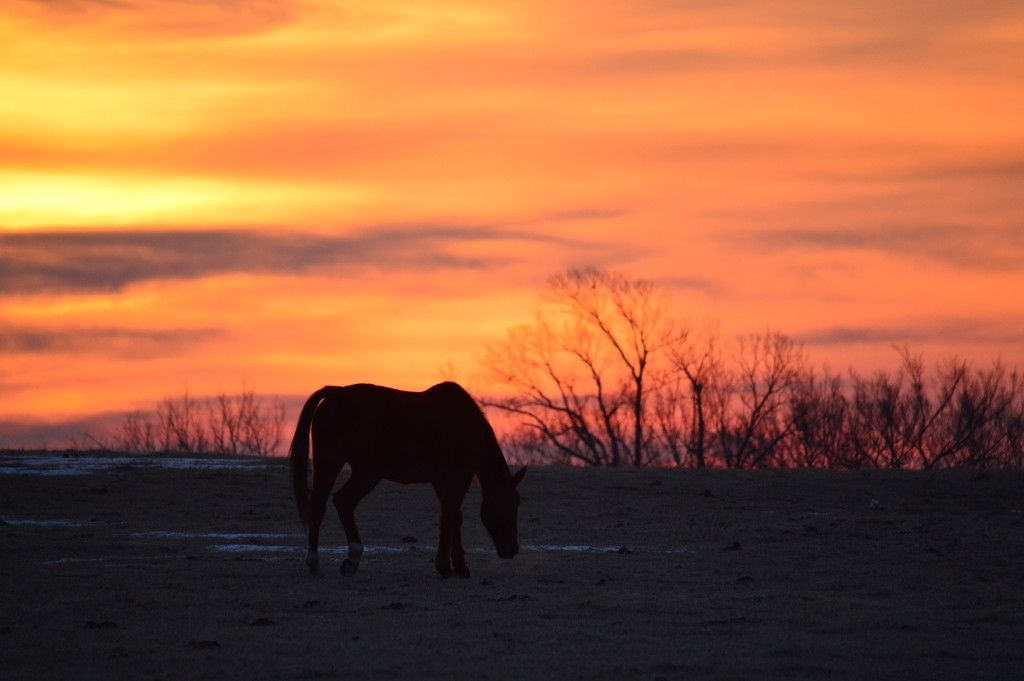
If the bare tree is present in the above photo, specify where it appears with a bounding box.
[921,359,1022,468]
[997,380,1024,469]
[663,323,722,468]
[480,310,629,466]
[712,330,806,469]
[652,372,690,466]
[896,350,969,469]
[551,268,682,466]
[480,268,681,467]
[784,367,849,468]
[848,367,909,469]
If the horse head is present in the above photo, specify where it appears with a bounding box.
[481,466,527,559]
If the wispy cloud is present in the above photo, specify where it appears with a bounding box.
[0,222,622,295]
[571,0,1024,78]
[798,317,1024,347]
[15,0,298,36]
[0,324,225,358]
[735,224,1024,270]
[581,49,746,77]
[905,158,1024,182]
[656,276,717,294]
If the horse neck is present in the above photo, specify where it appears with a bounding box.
[475,444,512,495]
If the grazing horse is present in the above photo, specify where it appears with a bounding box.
[290,382,526,578]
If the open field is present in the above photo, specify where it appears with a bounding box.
[2,452,1023,680]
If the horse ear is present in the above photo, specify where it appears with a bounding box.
[512,466,527,487]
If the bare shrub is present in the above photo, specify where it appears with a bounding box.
[844,350,1024,470]
[114,411,160,453]
[921,359,1023,468]
[110,386,286,456]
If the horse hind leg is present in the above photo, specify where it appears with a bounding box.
[332,471,379,575]
[306,487,329,579]
[305,458,343,579]
[446,508,471,579]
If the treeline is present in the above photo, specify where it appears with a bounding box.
[99,387,286,457]
[93,268,1022,469]
[480,269,1024,470]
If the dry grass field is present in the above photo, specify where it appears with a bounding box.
[2,452,1023,680]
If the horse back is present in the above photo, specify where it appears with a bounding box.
[310,382,497,483]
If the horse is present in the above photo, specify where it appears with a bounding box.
[289,382,526,578]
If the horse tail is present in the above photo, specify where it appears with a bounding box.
[290,387,333,528]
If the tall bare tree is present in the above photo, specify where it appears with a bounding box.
[480,268,681,467]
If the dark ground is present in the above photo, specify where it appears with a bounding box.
[1,452,1022,680]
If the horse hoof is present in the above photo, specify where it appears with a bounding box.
[454,567,471,579]
[340,559,359,576]
[308,566,324,579]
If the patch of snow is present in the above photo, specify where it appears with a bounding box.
[132,531,292,540]
[203,543,687,555]
[0,454,279,476]
[2,518,97,527]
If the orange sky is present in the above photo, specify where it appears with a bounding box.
[2,0,1023,445]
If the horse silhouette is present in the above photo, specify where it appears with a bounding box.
[290,382,526,578]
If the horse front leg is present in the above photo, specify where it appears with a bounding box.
[332,472,379,575]
[434,477,472,579]
[435,505,464,578]
[450,520,470,578]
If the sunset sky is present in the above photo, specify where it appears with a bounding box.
[2,0,1023,447]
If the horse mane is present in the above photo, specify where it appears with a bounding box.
[426,382,512,483]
